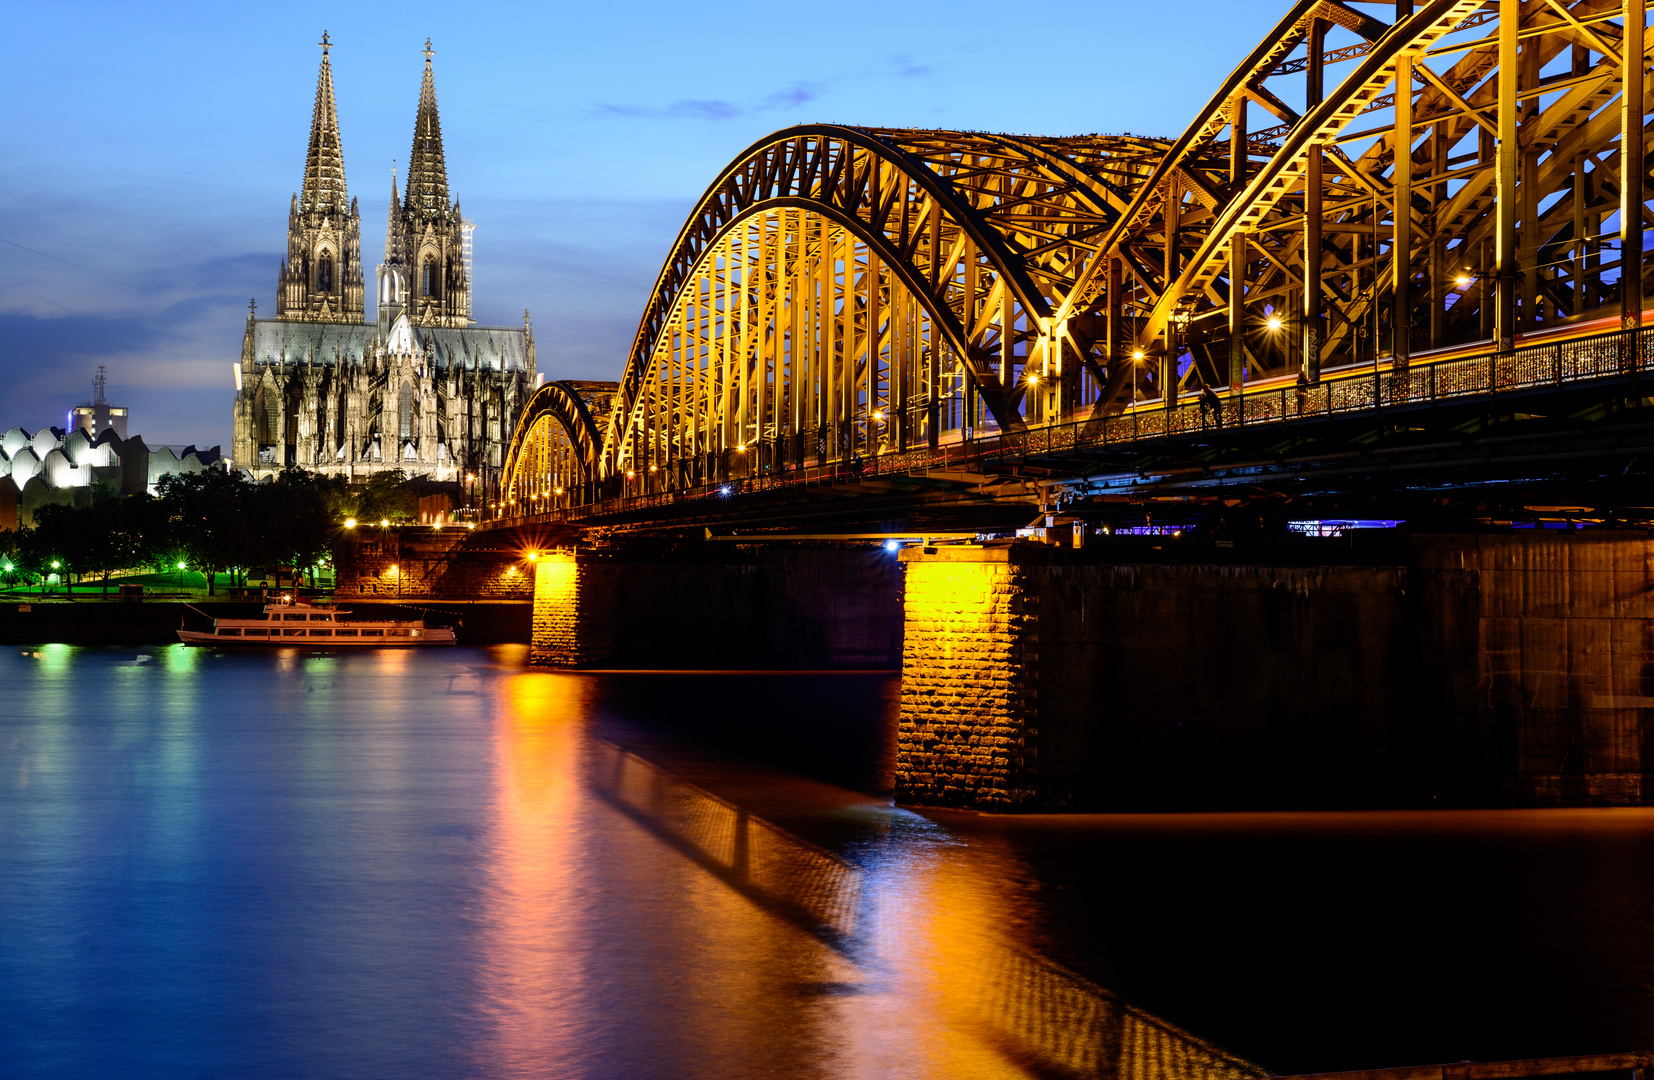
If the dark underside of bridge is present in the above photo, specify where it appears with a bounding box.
[528,378,1652,542]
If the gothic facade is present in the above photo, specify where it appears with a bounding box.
[234,36,533,484]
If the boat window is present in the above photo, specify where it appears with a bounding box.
[412,630,422,637]
[335,629,359,637]
[284,614,307,621]
[389,629,410,637]
[283,629,306,637]
[244,628,268,636]
[218,628,241,636]
[360,629,384,637]
[309,614,332,622]
[308,629,332,636]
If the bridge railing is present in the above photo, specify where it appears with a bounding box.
[503,324,1649,526]
[968,324,1650,465]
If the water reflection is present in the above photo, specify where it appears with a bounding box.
[477,673,585,1077]
[585,739,1261,1080]
[7,650,1646,1080]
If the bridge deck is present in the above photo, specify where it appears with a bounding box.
[487,323,1651,534]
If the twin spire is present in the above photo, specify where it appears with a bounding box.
[405,39,451,221]
[298,32,346,216]
[297,34,451,222]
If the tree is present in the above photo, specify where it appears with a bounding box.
[21,504,78,595]
[354,469,419,525]
[156,470,258,595]
[79,495,150,595]
[0,529,27,591]
[254,469,334,592]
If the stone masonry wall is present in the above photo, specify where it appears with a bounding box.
[896,532,1650,811]
[1416,533,1653,805]
[895,547,1039,809]
[530,553,608,666]
[528,547,902,669]
[336,527,533,600]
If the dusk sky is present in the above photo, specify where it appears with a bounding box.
[0,0,1293,450]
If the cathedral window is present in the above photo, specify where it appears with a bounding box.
[422,258,439,299]
[254,387,278,446]
[318,254,333,292]
[399,382,415,441]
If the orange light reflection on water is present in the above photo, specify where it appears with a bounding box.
[471,675,1043,1079]
[476,672,586,1077]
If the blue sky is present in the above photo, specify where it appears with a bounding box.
[0,0,1293,448]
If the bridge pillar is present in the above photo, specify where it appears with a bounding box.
[895,534,1652,812]
[530,550,613,667]
[895,546,1040,809]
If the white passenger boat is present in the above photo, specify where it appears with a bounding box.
[177,597,456,647]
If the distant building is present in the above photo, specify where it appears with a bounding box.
[0,426,221,529]
[68,366,129,441]
[232,36,533,486]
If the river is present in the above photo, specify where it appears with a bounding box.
[2,645,1650,1079]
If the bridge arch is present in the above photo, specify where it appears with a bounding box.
[499,380,603,515]
[501,0,1649,510]
[596,124,1173,483]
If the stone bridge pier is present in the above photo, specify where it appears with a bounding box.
[895,534,1653,811]
[528,545,902,669]
[528,533,1651,810]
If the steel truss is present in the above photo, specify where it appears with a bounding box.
[502,0,1649,507]
[500,380,603,511]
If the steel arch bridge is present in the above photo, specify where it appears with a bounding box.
[502,0,1649,515]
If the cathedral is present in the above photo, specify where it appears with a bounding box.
[233,36,535,485]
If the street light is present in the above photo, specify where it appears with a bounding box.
[343,518,357,529]
[1266,316,1283,332]
[177,560,187,595]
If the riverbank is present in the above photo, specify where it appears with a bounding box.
[0,599,531,645]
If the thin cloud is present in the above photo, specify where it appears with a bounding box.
[597,81,821,122]
[595,57,931,121]
[599,99,747,121]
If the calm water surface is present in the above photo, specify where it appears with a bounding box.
[2,645,1651,1079]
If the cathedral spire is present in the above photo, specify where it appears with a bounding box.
[385,161,401,257]
[404,39,450,221]
[299,32,347,216]
[278,32,365,323]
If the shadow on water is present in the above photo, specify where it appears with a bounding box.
[587,740,1265,1080]
[579,670,901,794]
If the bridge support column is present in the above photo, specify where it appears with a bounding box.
[530,550,613,666]
[895,546,1039,809]
[1622,0,1644,330]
